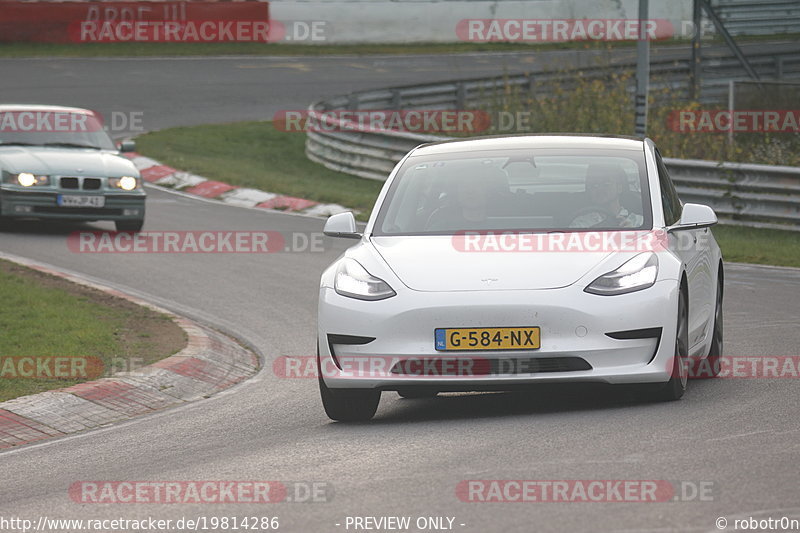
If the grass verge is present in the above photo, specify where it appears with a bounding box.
[135,121,385,218]
[0,259,186,402]
[137,121,800,267]
[711,225,800,268]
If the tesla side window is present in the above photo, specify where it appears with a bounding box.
[655,151,683,226]
[374,148,653,235]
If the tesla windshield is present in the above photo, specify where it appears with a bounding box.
[374,148,653,234]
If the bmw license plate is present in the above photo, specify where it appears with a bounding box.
[58,195,105,208]
[435,327,540,351]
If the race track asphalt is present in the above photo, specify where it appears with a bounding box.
[1,45,799,532]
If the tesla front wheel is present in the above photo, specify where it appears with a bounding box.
[704,278,724,378]
[318,374,380,422]
[649,288,689,401]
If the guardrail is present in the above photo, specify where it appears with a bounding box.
[715,0,800,37]
[305,46,800,230]
[667,158,800,229]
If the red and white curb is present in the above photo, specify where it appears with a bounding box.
[127,153,352,217]
[0,253,259,450]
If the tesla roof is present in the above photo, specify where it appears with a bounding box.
[411,134,645,156]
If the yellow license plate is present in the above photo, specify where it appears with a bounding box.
[435,327,540,351]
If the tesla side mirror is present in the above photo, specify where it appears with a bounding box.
[118,140,136,153]
[670,203,717,231]
[323,211,361,239]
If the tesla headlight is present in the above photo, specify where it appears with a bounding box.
[334,258,396,301]
[585,252,659,296]
[109,176,139,191]
[7,172,49,187]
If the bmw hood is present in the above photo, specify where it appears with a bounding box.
[0,146,138,177]
[370,235,631,291]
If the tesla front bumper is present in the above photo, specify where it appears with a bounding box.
[318,279,680,390]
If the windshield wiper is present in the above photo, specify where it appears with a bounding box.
[42,142,102,150]
[0,142,38,147]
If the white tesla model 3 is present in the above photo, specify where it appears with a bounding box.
[318,135,723,421]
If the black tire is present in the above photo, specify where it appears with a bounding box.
[115,219,144,232]
[702,277,724,378]
[317,352,380,421]
[648,287,689,401]
[397,388,439,399]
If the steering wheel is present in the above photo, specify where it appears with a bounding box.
[568,206,618,228]
[424,206,449,231]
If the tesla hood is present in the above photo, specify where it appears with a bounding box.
[370,235,617,292]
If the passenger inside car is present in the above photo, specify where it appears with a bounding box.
[568,162,644,228]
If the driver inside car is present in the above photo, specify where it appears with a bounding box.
[569,162,644,228]
[425,170,498,230]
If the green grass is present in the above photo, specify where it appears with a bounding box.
[711,225,800,268]
[135,121,385,218]
[0,260,185,402]
[137,121,800,267]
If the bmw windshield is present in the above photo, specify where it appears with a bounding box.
[0,110,116,150]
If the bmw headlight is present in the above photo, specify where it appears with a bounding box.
[585,252,659,296]
[109,176,139,191]
[5,172,50,187]
[334,258,396,301]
